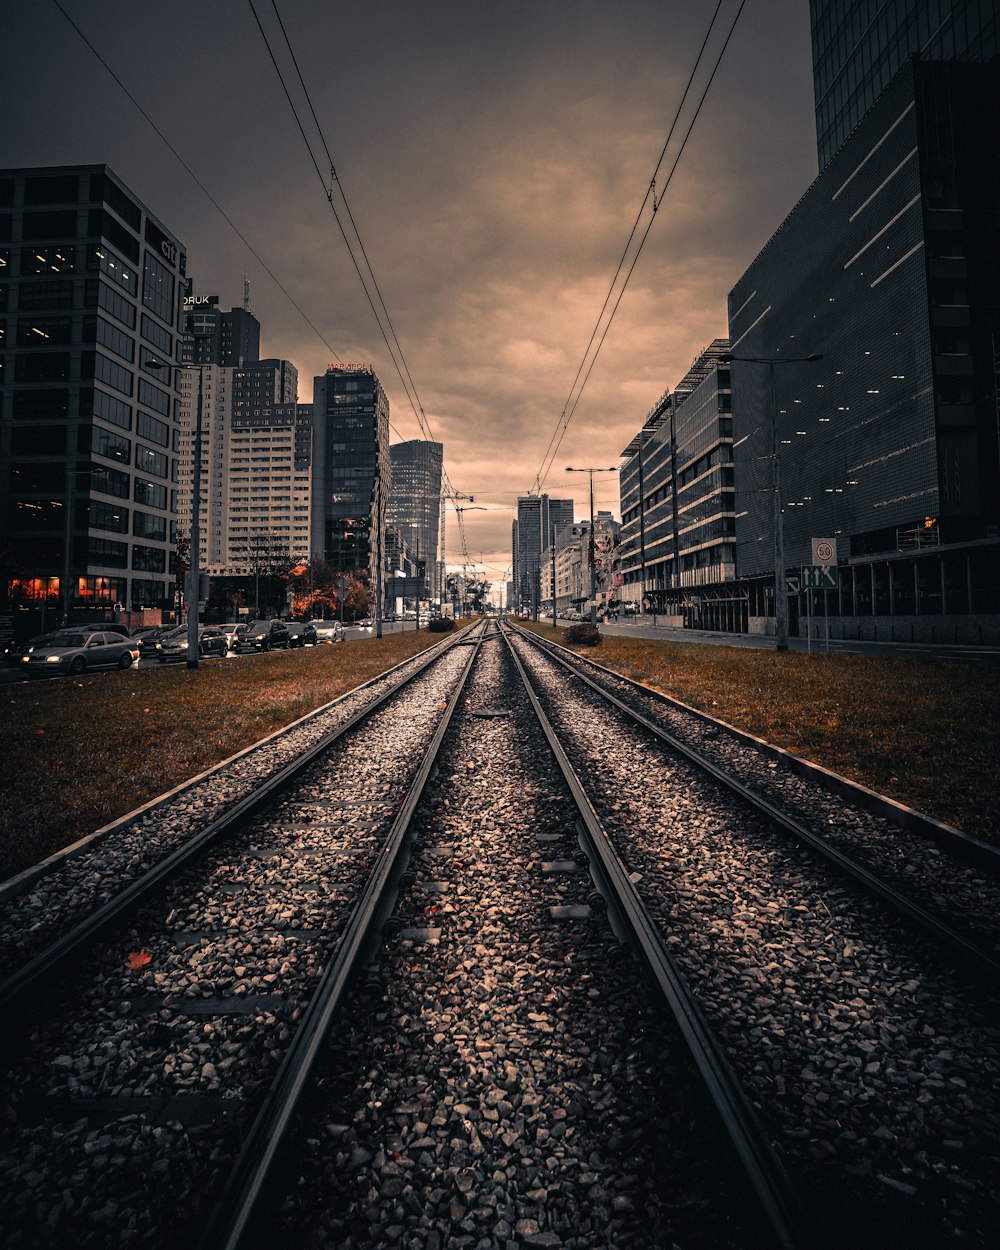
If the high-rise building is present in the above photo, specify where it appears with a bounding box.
[181,293,260,367]
[0,164,186,628]
[729,59,1000,640]
[311,365,390,579]
[810,0,998,170]
[513,494,573,612]
[388,439,444,602]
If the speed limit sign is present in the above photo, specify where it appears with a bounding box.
[812,537,837,566]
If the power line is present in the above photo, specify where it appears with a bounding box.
[50,0,344,367]
[531,0,748,494]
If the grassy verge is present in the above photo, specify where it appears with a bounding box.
[0,632,442,881]
[521,622,999,846]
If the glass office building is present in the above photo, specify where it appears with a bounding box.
[0,164,185,629]
[811,0,998,170]
[388,439,443,602]
[729,60,1000,640]
[311,365,390,576]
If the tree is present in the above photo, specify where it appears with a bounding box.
[246,529,292,615]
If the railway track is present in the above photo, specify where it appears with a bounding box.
[1,617,997,1248]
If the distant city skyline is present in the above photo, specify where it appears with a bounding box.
[3,0,819,581]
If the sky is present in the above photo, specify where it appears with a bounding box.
[2,0,820,587]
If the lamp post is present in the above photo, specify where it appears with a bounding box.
[566,467,617,626]
[720,352,822,651]
[147,357,204,669]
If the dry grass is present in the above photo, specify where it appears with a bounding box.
[0,632,441,881]
[521,622,999,845]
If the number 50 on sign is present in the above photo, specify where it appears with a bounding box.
[812,537,837,566]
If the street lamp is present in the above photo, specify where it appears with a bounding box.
[146,357,204,669]
[720,352,822,651]
[566,467,617,626]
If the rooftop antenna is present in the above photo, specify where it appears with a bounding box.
[243,272,252,314]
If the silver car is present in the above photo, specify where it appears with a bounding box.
[19,630,138,677]
[306,619,344,643]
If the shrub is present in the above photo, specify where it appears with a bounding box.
[566,622,602,646]
[426,617,456,632]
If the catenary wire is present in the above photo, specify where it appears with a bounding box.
[530,0,726,496]
[532,0,748,496]
[49,0,345,368]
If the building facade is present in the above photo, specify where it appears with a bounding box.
[810,0,998,170]
[311,365,390,580]
[181,293,260,367]
[729,59,1000,642]
[1,164,186,631]
[619,341,738,628]
[388,439,444,603]
[513,494,573,613]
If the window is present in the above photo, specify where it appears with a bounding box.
[142,250,174,324]
[89,174,141,230]
[138,377,170,415]
[133,510,166,540]
[8,500,65,532]
[86,246,137,295]
[25,174,78,205]
[141,313,172,355]
[88,426,130,464]
[134,477,167,509]
[18,279,74,310]
[9,462,65,492]
[91,316,135,362]
[16,316,72,347]
[87,537,129,569]
[15,352,70,382]
[132,543,166,573]
[21,245,75,274]
[90,500,129,534]
[10,426,68,455]
[88,351,133,397]
[95,280,137,329]
[89,387,132,431]
[136,411,169,447]
[90,463,130,499]
[21,210,77,240]
[135,445,168,479]
[12,389,69,420]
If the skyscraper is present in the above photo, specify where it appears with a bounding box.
[514,494,574,613]
[0,164,185,628]
[810,0,998,169]
[311,365,390,579]
[388,439,443,602]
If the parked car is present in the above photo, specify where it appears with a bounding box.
[285,621,318,648]
[4,633,45,667]
[215,623,242,652]
[155,626,230,662]
[306,619,344,643]
[136,625,176,655]
[235,619,291,652]
[18,629,137,677]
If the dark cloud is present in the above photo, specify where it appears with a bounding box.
[3,0,817,581]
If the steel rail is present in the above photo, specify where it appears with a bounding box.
[510,625,1000,984]
[204,622,489,1250]
[0,623,481,1013]
[501,626,803,1250]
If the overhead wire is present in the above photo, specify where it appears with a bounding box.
[49,0,345,367]
[531,0,748,495]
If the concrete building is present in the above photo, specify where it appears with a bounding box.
[181,293,260,367]
[541,513,620,616]
[311,365,390,585]
[0,164,185,632]
[729,59,1000,643]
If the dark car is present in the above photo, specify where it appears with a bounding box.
[136,625,176,655]
[235,620,291,652]
[18,629,138,677]
[155,626,230,662]
[285,621,318,648]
